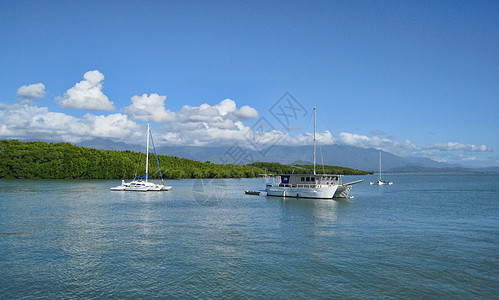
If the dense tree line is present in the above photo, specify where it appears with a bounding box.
[0,140,369,179]
[0,140,262,179]
[247,162,371,175]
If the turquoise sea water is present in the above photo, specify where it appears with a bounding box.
[0,174,498,299]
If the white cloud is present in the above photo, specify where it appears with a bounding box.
[161,119,253,146]
[337,132,421,156]
[178,104,221,122]
[339,132,372,148]
[146,99,258,146]
[84,113,141,139]
[0,97,260,146]
[332,132,494,164]
[427,142,492,152]
[277,130,336,146]
[124,93,175,123]
[214,99,236,116]
[235,105,259,119]
[178,99,259,123]
[17,83,46,100]
[0,103,140,143]
[57,70,115,111]
[0,104,88,142]
[153,99,260,145]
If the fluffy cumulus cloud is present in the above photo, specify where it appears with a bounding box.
[124,93,175,123]
[0,104,88,141]
[57,70,115,111]
[0,103,139,143]
[278,130,336,146]
[427,142,492,152]
[235,105,259,120]
[332,132,494,164]
[16,83,46,100]
[0,97,260,146]
[178,99,258,123]
[84,113,141,139]
[337,132,421,156]
[153,99,259,145]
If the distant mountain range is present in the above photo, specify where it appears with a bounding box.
[75,138,499,173]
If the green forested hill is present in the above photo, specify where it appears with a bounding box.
[0,140,369,179]
[0,140,263,179]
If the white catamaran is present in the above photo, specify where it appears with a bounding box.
[111,123,172,192]
[263,107,363,199]
[370,150,392,185]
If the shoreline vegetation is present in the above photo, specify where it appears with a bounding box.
[0,140,371,180]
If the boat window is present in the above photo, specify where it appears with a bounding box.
[301,177,305,181]
[311,177,315,182]
[306,177,310,182]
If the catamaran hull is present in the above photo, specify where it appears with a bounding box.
[110,186,127,191]
[265,186,338,199]
[370,180,393,185]
[111,183,172,191]
[123,184,172,191]
[124,186,150,192]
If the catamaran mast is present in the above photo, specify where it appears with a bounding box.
[145,123,150,181]
[313,106,316,175]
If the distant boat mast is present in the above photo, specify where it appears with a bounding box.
[379,150,382,181]
[313,106,317,175]
[145,123,150,182]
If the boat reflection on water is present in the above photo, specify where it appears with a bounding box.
[267,195,352,222]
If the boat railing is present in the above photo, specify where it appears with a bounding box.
[296,184,318,188]
[271,183,338,188]
[299,184,336,188]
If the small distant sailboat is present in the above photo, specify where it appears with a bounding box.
[370,150,392,185]
[111,123,172,192]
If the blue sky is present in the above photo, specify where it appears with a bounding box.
[1,0,498,167]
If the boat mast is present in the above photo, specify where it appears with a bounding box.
[313,106,316,175]
[379,150,382,181]
[145,123,150,182]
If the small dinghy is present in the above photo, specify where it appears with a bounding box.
[245,190,260,195]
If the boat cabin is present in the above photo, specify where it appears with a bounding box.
[264,174,341,188]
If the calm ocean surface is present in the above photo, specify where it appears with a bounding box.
[1,174,498,299]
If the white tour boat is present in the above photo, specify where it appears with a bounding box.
[370,150,392,185]
[264,107,362,199]
[111,123,172,192]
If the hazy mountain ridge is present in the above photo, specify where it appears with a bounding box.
[77,138,143,152]
[74,138,499,173]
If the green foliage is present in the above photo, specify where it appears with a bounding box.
[0,140,263,179]
[247,162,371,175]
